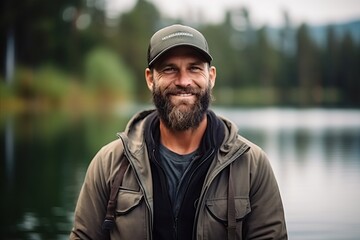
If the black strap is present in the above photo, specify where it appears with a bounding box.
[102,160,129,232]
[227,164,236,240]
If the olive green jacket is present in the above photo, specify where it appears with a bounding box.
[70,110,287,239]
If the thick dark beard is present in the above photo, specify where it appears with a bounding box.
[153,84,212,131]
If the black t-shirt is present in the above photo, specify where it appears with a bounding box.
[144,110,225,240]
[159,144,199,215]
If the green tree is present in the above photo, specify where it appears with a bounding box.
[232,7,257,87]
[339,32,360,106]
[323,26,340,88]
[203,13,239,89]
[254,26,280,88]
[84,46,135,100]
[117,0,161,101]
[278,11,297,105]
[0,0,85,72]
[296,23,322,106]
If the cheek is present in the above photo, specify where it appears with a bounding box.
[195,75,211,89]
[154,73,170,85]
[153,81,169,95]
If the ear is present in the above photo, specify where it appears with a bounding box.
[145,68,154,91]
[209,66,216,89]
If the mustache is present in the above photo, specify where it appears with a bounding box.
[163,86,200,95]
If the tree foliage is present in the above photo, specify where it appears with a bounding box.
[1,0,359,107]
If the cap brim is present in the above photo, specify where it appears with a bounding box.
[148,44,213,67]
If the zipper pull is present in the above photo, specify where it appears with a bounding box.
[174,217,178,238]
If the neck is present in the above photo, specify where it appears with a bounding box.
[159,115,207,155]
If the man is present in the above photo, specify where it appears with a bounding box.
[70,24,287,239]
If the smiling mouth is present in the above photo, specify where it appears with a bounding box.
[172,93,194,97]
[165,87,199,100]
[168,92,196,105]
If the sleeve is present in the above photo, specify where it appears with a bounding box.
[70,146,114,240]
[243,149,288,239]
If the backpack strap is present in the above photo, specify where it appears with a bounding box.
[102,159,129,232]
[227,163,236,240]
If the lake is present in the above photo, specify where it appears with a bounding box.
[1,107,359,239]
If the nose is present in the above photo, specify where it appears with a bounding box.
[174,69,192,87]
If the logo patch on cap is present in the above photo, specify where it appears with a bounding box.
[162,32,194,41]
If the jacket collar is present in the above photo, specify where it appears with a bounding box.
[121,109,250,163]
[143,110,225,156]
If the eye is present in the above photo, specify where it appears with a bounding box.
[189,65,202,72]
[162,66,177,74]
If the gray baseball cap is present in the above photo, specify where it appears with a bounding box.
[147,24,213,67]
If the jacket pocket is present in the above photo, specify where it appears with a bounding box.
[116,188,144,215]
[113,189,147,239]
[206,197,251,223]
[204,197,251,239]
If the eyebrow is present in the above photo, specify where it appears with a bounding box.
[158,60,206,69]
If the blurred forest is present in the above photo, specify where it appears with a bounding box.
[1,0,360,114]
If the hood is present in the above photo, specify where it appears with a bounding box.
[120,109,250,164]
[120,109,156,155]
[216,115,252,164]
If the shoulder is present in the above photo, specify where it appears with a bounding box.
[97,138,125,159]
[215,113,266,160]
[210,111,275,180]
[237,134,267,162]
[86,138,126,184]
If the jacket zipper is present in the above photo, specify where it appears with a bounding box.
[192,145,250,239]
[177,149,215,214]
[173,149,215,239]
[151,148,179,239]
[153,148,215,240]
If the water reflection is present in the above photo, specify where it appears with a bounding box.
[278,129,360,240]
[216,108,360,240]
[0,111,130,240]
[4,116,15,186]
[0,108,359,239]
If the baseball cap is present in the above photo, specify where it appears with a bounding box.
[147,24,213,67]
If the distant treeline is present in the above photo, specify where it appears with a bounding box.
[1,0,359,108]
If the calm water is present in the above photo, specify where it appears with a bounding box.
[1,108,359,240]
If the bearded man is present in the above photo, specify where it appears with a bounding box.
[70,24,287,240]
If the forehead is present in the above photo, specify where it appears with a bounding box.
[153,46,208,66]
